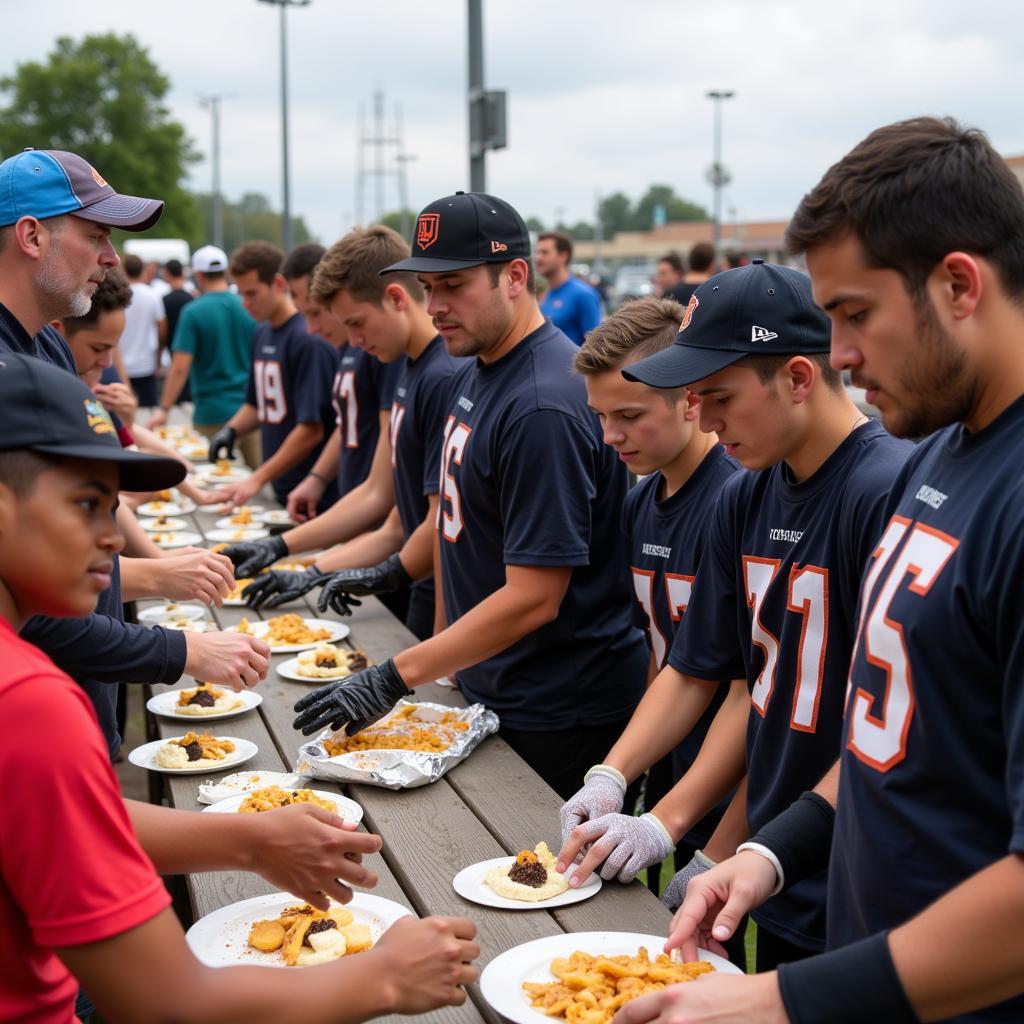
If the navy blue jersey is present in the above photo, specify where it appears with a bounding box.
[829,398,1024,1022]
[670,420,911,950]
[391,337,469,609]
[332,342,402,498]
[244,314,338,506]
[437,321,648,730]
[624,446,739,847]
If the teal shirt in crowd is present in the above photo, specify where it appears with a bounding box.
[171,291,255,425]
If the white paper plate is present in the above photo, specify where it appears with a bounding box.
[197,769,312,804]
[139,516,188,532]
[185,891,412,967]
[146,688,262,721]
[156,618,211,632]
[260,509,295,526]
[206,527,270,542]
[276,654,365,683]
[152,531,205,549]
[201,468,252,485]
[138,603,207,624]
[212,503,265,516]
[137,500,195,517]
[201,788,363,822]
[453,856,601,910]
[214,516,265,530]
[127,736,258,774]
[229,618,350,652]
[480,932,742,1024]
[177,445,210,461]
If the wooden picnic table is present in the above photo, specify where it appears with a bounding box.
[133,492,672,1024]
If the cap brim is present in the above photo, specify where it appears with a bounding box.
[623,342,744,389]
[380,256,487,275]
[74,194,164,232]
[33,442,185,492]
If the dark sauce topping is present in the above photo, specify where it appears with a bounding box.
[348,651,369,671]
[304,918,338,946]
[187,689,217,707]
[183,740,204,761]
[508,861,548,888]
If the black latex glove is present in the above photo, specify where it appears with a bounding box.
[209,425,237,462]
[243,566,330,610]
[316,553,412,616]
[221,534,288,577]
[293,658,410,736]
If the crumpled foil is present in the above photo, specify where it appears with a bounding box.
[295,700,500,789]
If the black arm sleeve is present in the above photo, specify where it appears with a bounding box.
[22,613,187,685]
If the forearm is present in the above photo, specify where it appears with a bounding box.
[394,572,563,686]
[158,354,192,409]
[229,404,260,436]
[251,423,323,487]
[650,679,749,840]
[126,799,251,874]
[701,777,750,863]
[120,558,164,601]
[310,426,341,478]
[603,667,720,783]
[812,758,840,807]
[887,854,1024,1021]
[432,527,446,635]
[395,502,437,581]
[116,504,164,559]
[316,529,402,572]
[282,476,395,555]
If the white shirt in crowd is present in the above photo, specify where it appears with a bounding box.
[121,282,166,378]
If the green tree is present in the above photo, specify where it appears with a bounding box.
[192,192,315,253]
[525,215,546,233]
[0,33,201,241]
[634,184,708,229]
[597,192,633,236]
[379,208,417,243]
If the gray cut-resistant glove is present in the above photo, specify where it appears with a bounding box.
[559,765,628,843]
[221,534,288,578]
[293,657,410,736]
[661,849,717,911]
[565,811,675,882]
[316,553,412,616]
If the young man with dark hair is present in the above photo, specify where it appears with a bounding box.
[119,251,166,406]
[559,262,910,976]
[569,296,741,904]
[236,226,468,641]
[0,353,479,1024]
[282,242,327,315]
[290,193,648,798]
[654,251,692,304]
[660,117,1024,1024]
[536,229,602,345]
[148,244,261,468]
[160,257,193,363]
[688,241,715,277]
[206,241,338,509]
[0,148,268,761]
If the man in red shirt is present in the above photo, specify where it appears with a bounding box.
[0,353,478,1023]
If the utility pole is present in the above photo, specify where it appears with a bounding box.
[257,0,311,251]
[355,92,415,236]
[199,93,233,249]
[705,89,735,269]
[467,0,507,193]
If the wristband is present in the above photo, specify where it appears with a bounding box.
[735,842,784,896]
[778,932,918,1024]
[308,470,330,484]
[584,763,627,792]
[640,812,674,848]
[748,791,835,893]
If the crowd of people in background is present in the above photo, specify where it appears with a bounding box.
[3,112,1024,1024]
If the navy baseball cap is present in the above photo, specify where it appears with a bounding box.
[381,191,531,274]
[0,353,185,492]
[624,260,832,389]
[0,149,164,231]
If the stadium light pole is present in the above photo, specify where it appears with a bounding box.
[199,93,234,250]
[705,89,735,269]
[258,0,311,251]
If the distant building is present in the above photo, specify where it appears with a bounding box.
[1006,154,1024,191]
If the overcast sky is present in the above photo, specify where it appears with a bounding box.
[6,0,1024,244]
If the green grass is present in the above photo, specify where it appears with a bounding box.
[640,853,758,973]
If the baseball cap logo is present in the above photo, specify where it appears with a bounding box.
[417,213,440,251]
[490,240,508,253]
[83,398,115,436]
[680,293,699,331]
[750,325,779,343]
[89,164,108,188]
